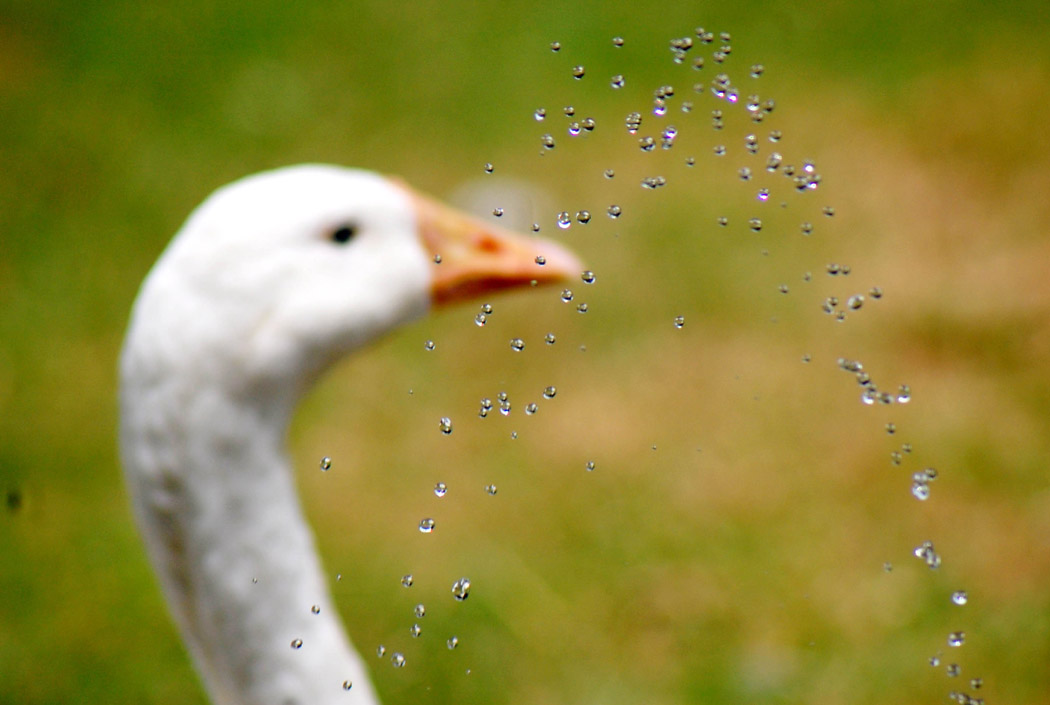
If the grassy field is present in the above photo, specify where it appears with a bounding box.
[2,2,1049,704]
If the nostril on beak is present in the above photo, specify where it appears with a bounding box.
[476,235,503,254]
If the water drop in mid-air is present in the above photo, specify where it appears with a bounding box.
[451,577,471,601]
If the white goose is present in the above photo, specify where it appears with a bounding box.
[119,165,581,705]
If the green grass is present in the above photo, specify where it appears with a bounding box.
[2,2,1049,704]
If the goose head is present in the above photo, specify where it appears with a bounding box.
[123,164,581,407]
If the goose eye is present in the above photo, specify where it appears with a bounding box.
[330,224,357,244]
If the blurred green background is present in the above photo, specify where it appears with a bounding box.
[2,1,1049,704]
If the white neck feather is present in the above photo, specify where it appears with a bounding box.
[120,355,380,705]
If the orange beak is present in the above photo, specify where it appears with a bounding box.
[400,183,583,306]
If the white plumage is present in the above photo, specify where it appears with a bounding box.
[119,165,580,705]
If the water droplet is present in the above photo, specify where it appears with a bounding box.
[541,134,555,150]
[510,338,525,352]
[410,624,422,638]
[419,518,436,533]
[534,108,546,121]
[343,680,353,691]
[611,74,625,89]
[585,460,596,472]
[525,402,538,415]
[483,162,494,174]
[531,222,541,232]
[433,254,442,264]
[778,284,789,294]
[886,422,896,434]
[603,168,615,180]
[769,129,782,142]
[911,481,930,501]
[311,604,320,615]
[951,590,968,606]
[717,216,728,226]
[576,302,588,313]
[484,484,498,495]
[661,126,678,148]
[929,655,941,667]
[869,286,884,299]
[576,210,591,224]
[291,639,303,650]
[625,112,642,134]
[946,663,960,677]
[544,332,556,345]
[948,632,965,647]
[401,574,413,588]
[673,315,685,329]
[897,385,911,404]
[447,635,459,649]
[434,482,447,498]
[581,270,596,284]
[560,289,574,302]
[492,207,504,218]
[556,212,571,229]
[883,562,893,572]
[391,652,406,668]
[320,456,332,471]
[822,205,835,217]
[376,645,386,657]
[438,417,452,435]
[750,64,764,78]
[757,188,770,202]
[567,121,582,136]
[640,176,666,189]
[800,222,813,236]
[801,353,811,363]
[913,540,942,569]
[639,135,656,152]
[848,294,865,310]
[424,339,436,351]
[571,65,585,79]
[474,312,487,326]
[971,677,983,689]
[748,218,762,232]
[581,117,595,131]
[739,167,752,181]
[451,577,471,601]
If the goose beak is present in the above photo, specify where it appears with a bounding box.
[403,185,583,306]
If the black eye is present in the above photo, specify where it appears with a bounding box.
[330,224,357,244]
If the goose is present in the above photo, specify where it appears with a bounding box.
[119,164,582,705]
